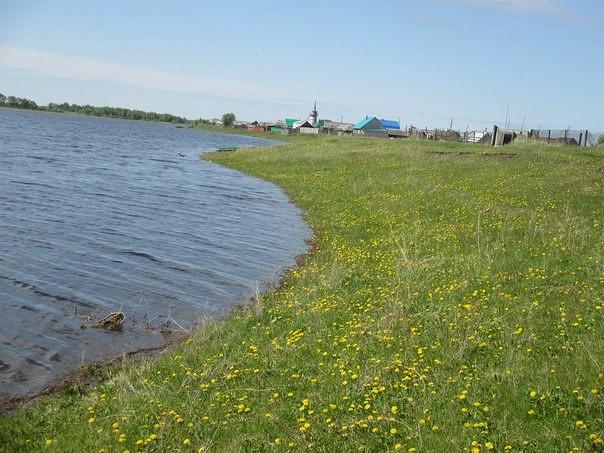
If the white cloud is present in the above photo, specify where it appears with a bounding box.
[0,45,298,104]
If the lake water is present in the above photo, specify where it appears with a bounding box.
[0,109,310,403]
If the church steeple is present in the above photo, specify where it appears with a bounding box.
[309,100,318,126]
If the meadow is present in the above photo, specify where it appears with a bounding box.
[1,135,602,452]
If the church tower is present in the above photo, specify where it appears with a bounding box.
[308,100,318,126]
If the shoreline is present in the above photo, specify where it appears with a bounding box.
[1,229,315,414]
[0,142,314,414]
[0,331,188,414]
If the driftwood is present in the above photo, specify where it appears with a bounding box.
[91,312,125,331]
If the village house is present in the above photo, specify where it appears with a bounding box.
[322,121,354,136]
[232,120,251,130]
[379,119,401,130]
[284,118,299,128]
[378,118,405,138]
[353,117,388,138]
[293,120,319,134]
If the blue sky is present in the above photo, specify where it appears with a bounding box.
[0,0,602,130]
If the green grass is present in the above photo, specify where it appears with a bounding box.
[1,136,603,452]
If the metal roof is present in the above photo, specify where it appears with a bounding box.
[353,117,389,130]
[379,119,400,130]
[293,120,314,128]
[353,117,377,129]
[285,118,299,127]
[323,121,354,130]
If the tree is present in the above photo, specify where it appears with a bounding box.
[598,134,604,146]
[0,93,5,105]
[222,112,236,127]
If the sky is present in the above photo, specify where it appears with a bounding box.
[0,0,602,131]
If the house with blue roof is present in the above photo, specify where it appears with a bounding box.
[379,119,401,130]
[353,117,388,138]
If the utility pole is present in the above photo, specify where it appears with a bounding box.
[505,105,509,128]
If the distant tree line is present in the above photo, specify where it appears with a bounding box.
[0,93,188,123]
[0,93,39,110]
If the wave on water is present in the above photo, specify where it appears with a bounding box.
[0,109,311,403]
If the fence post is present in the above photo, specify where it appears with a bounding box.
[491,125,498,147]
[579,132,583,147]
[585,129,589,147]
[547,130,551,144]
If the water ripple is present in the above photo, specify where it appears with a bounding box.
[0,109,311,402]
